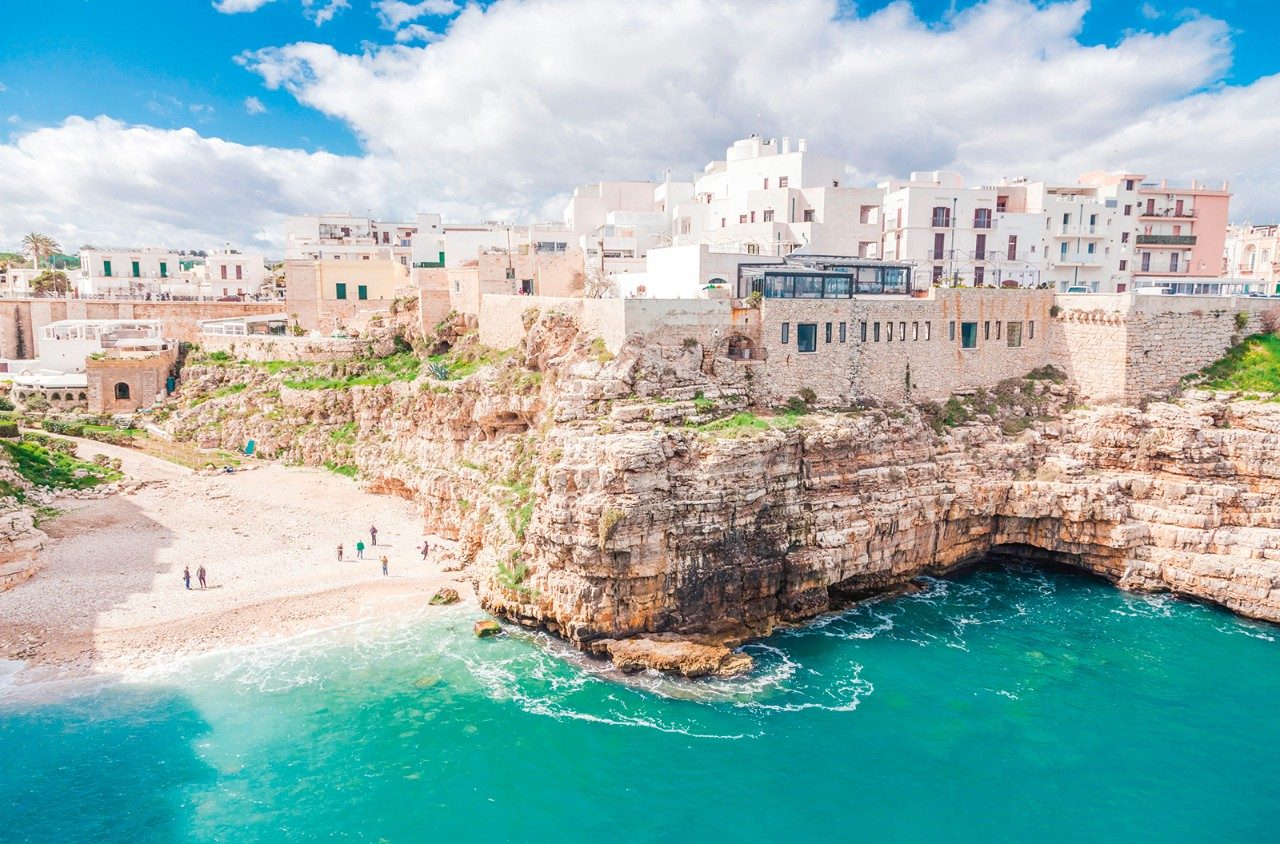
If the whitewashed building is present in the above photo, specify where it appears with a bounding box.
[77,248,203,298]
[204,251,268,298]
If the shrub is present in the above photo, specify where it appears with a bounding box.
[0,421,18,438]
[598,508,624,548]
[1261,306,1280,335]
[798,387,818,406]
[0,396,14,412]
[1049,304,1063,318]
[1236,311,1250,330]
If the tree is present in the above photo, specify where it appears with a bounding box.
[21,233,61,269]
[31,269,69,296]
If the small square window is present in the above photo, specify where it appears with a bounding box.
[948,321,956,342]
[779,176,789,188]
[825,322,833,343]
[839,322,847,343]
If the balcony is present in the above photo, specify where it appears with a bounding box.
[1136,234,1196,246]
[930,249,946,260]
[1054,253,1103,266]
[1057,225,1106,237]
[1139,208,1197,219]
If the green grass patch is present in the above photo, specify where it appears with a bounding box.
[1,437,122,491]
[323,460,358,478]
[284,351,421,390]
[1192,333,1280,393]
[328,422,358,445]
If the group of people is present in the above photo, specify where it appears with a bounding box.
[182,565,207,590]
[333,524,435,577]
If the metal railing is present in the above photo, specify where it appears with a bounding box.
[1139,208,1197,219]
[1136,234,1196,246]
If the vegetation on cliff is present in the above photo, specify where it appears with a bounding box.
[1190,333,1280,394]
[0,434,121,501]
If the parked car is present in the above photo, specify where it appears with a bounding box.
[1064,286,1092,294]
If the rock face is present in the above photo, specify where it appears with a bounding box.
[165,306,1280,674]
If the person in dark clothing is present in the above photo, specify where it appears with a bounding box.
[337,543,344,562]
[370,525,378,546]
[197,565,207,589]
[183,566,191,590]
[420,541,429,561]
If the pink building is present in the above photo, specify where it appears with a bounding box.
[1130,177,1231,286]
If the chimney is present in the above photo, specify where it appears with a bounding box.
[782,136,792,154]
[797,138,807,152]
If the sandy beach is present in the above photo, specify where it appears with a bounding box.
[0,439,471,677]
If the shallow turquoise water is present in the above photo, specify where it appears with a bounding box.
[4,563,1280,843]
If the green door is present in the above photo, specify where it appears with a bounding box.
[131,260,140,278]
[357,285,369,301]
[159,262,167,278]
[103,259,112,277]
[335,283,347,300]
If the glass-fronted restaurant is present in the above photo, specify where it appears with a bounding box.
[737,257,913,298]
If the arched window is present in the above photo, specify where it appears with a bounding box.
[114,382,131,400]
[78,392,87,401]
[49,392,60,401]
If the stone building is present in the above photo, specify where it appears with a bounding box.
[85,345,178,414]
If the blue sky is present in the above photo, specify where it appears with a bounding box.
[1,0,1271,157]
[1,0,1278,249]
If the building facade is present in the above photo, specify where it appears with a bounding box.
[1224,224,1280,293]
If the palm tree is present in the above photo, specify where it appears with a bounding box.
[21,232,61,269]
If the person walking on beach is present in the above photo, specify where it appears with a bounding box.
[183,565,191,590]
[420,540,430,561]
[370,524,378,546]
[356,540,365,560]
[197,565,207,589]
[381,555,389,576]
[337,543,344,562]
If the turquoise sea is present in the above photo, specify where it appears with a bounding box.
[3,562,1280,843]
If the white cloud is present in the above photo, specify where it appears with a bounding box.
[302,0,349,25]
[375,0,460,29]
[3,0,1280,253]
[1140,3,1161,20]
[0,82,8,93]
[212,0,277,13]
[394,23,440,43]
[244,96,268,115]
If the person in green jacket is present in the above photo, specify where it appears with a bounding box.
[356,540,366,560]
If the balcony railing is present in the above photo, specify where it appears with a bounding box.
[1136,234,1196,246]
[1139,208,1197,219]
[930,249,946,260]
[1054,253,1103,265]
[1057,225,1104,237]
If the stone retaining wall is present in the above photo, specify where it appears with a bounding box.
[199,333,365,362]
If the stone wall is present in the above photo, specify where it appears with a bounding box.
[199,333,364,362]
[759,289,1056,404]
[87,353,176,413]
[0,299,280,359]
[479,296,585,350]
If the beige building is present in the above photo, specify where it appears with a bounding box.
[86,347,177,414]
[285,258,410,331]
[419,249,587,323]
[1225,224,1280,293]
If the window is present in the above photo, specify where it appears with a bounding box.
[1121,231,1130,244]
[1086,243,1096,255]
[131,260,140,278]
[764,178,769,189]
[974,208,992,229]
[874,322,881,342]
[974,266,985,286]
[220,265,228,280]
[103,259,112,277]
[781,322,790,344]
[1170,253,1180,272]
[932,206,951,227]
[925,321,931,341]
[975,233,987,259]
[763,209,774,222]
[749,211,756,223]
[948,321,956,342]
[235,265,243,280]
[960,322,978,349]
[803,209,814,222]
[899,321,906,340]
[912,321,919,341]
[1029,320,1035,340]
[994,321,1001,340]
[721,219,726,228]
[778,176,789,188]
[1007,321,1023,347]
[1124,205,1132,216]
[984,321,990,341]
[796,323,817,353]
[896,208,903,228]
[933,233,946,261]
[114,382,130,400]
[1125,179,1136,190]
[886,322,893,342]
[860,321,867,342]
[739,214,748,224]
[825,322,833,343]
[159,262,168,278]
[746,244,760,255]
[839,322,847,343]
[1119,260,1127,271]
[1007,235,1017,260]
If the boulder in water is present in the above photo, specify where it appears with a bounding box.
[473,619,502,638]
[430,587,460,606]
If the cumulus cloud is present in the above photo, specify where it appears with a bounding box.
[302,0,349,25]
[375,0,459,29]
[244,96,268,114]
[3,0,1279,251]
[212,0,277,12]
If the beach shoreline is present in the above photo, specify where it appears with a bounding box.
[0,439,473,686]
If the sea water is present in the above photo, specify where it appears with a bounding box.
[3,562,1280,843]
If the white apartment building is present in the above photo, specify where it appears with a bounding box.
[77,248,202,298]
[285,212,442,269]
[204,251,268,298]
[442,222,574,268]
[564,180,684,278]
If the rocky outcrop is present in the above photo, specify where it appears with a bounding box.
[164,307,1280,675]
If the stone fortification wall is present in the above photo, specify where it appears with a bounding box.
[1050,295,1275,401]
[0,300,280,358]
[479,296,585,350]
[479,295,729,354]
[198,333,365,362]
[759,289,1055,404]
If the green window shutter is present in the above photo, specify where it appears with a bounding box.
[159,262,167,278]
[103,260,112,277]
[357,285,368,300]
[335,283,347,300]
[131,260,140,277]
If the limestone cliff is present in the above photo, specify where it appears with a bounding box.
[165,310,1280,676]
